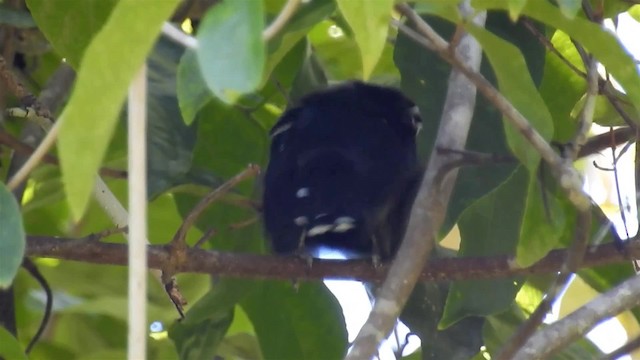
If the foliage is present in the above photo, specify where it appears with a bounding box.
[0,0,638,359]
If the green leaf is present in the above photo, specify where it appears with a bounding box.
[516,177,566,267]
[196,0,265,103]
[539,30,585,142]
[474,0,640,121]
[630,5,640,22]
[177,50,210,126]
[170,279,249,360]
[146,39,198,197]
[395,13,543,233]
[401,281,484,359]
[440,167,528,328]
[557,0,582,18]
[337,0,393,80]
[265,0,335,82]
[464,23,553,172]
[507,0,528,21]
[58,0,179,220]
[0,327,27,360]
[240,281,347,360]
[571,93,639,127]
[0,182,25,288]
[0,5,36,28]
[25,0,118,68]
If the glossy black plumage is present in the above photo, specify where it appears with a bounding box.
[262,81,422,260]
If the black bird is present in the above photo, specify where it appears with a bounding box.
[262,81,422,262]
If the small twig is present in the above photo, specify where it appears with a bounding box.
[0,55,53,122]
[578,127,635,158]
[193,228,216,249]
[0,130,127,179]
[169,164,261,253]
[262,0,302,41]
[164,277,186,319]
[609,129,631,240]
[521,19,586,78]
[21,258,52,354]
[228,216,259,230]
[7,117,62,190]
[87,226,129,241]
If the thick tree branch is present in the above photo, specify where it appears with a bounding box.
[25,235,639,282]
[347,3,484,357]
[511,271,640,360]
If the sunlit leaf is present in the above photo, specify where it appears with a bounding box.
[337,0,393,79]
[58,0,179,219]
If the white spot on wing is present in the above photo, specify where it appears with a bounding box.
[294,216,308,226]
[307,224,333,237]
[333,217,355,232]
[296,187,310,198]
[270,122,293,138]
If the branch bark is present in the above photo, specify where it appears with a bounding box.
[345,3,485,358]
[25,235,639,282]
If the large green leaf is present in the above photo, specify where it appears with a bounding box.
[474,0,640,120]
[401,281,484,360]
[440,167,528,328]
[0,182,25,288]
[265,0,335,82]
[0,327,27,360]
[196,0,265,103]
[337,0,394,80]
[58,0,180,220]
[395,13,544,233]
[516,177,566,267]
[538,30,585,142]
[177,50,210,126]
[25,0,118,68]
[240,281,348,360]
[464,23,553,172]
[146,39,198,198]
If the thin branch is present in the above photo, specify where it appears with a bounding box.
[24,235,640,282]
[394,4,591,212]
[168,164,260,253]
[164,164,260,313]
[0,130,127,179]
[578,126,635,158]
[262,0,302,41]
[347,3,485,358]
[7,115,62,190]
